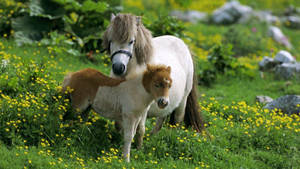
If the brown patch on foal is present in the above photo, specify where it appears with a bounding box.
[142,64,172,96]
[62,68,125,109]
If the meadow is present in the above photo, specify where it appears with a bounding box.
[1,0,300,168]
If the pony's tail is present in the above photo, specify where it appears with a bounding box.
[183,77,205,133]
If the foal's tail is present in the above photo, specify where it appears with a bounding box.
[183,76,205,132]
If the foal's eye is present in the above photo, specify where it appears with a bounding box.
[129,40,134,45]
[155,83,160,88]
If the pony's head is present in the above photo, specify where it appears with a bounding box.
[102,13,153,77]
[143,64,172,109]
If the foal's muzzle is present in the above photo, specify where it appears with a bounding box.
[157,97,169,109]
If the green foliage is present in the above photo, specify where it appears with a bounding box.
[146,15,186,38]
[9,0,119,52]
[198,44,255,87]
[29,0,66,19]
[1,27,300,168]
[0,44,118,158]
[13,15,61,46]
[40,31,81,57]
[12,0,66,46]
[222,25,265,57]
[208,44,235,74]
[0,1,26,37]
[172,0,193,8]
[1,0,300,168]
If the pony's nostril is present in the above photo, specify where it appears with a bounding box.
[120,64,125,72]
[112,63,125,75]
[158,98,168,108]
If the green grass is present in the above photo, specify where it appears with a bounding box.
[1,17,300,169]
[200,73,300,105]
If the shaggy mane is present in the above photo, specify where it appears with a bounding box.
[102,13,153,65]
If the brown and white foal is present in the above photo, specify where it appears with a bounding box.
[62,64,172,162]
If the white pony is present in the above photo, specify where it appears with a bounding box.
[102,13,204,133]
[62,64,172,162]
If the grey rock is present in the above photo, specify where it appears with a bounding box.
[284,16,300,29]
[170,10,207,23]
[259,56,277,71]
[268,26,292,49]
[275,63,300,80]
[212,1,252,24]
[264,95,300,115]
[284,5,300,16]
[274,50,296,64]
[256,96,273,104]
[253,11,280,24]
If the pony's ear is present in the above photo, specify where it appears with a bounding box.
[111,13,116,22]
[136,16,142,26]
[167,66,171,73]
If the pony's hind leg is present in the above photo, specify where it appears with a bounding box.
[151,117,166,135]
[171,95,188,124]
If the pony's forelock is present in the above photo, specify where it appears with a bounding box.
[111,14,137,44]
[102,13,153,64]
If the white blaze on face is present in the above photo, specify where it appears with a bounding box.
[163,78,171,86]
[110,40,135,76]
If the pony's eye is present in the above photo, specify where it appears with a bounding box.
[155,83,160,88]
[129,40,134,45]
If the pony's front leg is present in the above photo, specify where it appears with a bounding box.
[122,114,136,162]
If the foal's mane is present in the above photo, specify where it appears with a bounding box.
[102,13,153,65]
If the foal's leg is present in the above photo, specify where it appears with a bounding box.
[122,114,137,162]
[136,112,147,149]
[151,117,166,135]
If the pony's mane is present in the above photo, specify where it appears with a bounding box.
[102,13,153,65]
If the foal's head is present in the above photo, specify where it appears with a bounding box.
[143,64,172,109]
[102,13,153,77]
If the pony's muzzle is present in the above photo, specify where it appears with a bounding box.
[157,97,169,109]
[111,53,130,76]
[112,62,126,76]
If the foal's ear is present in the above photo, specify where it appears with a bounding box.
[111,13,116,22]
[136,16,142,26]
[167,66,171,73]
